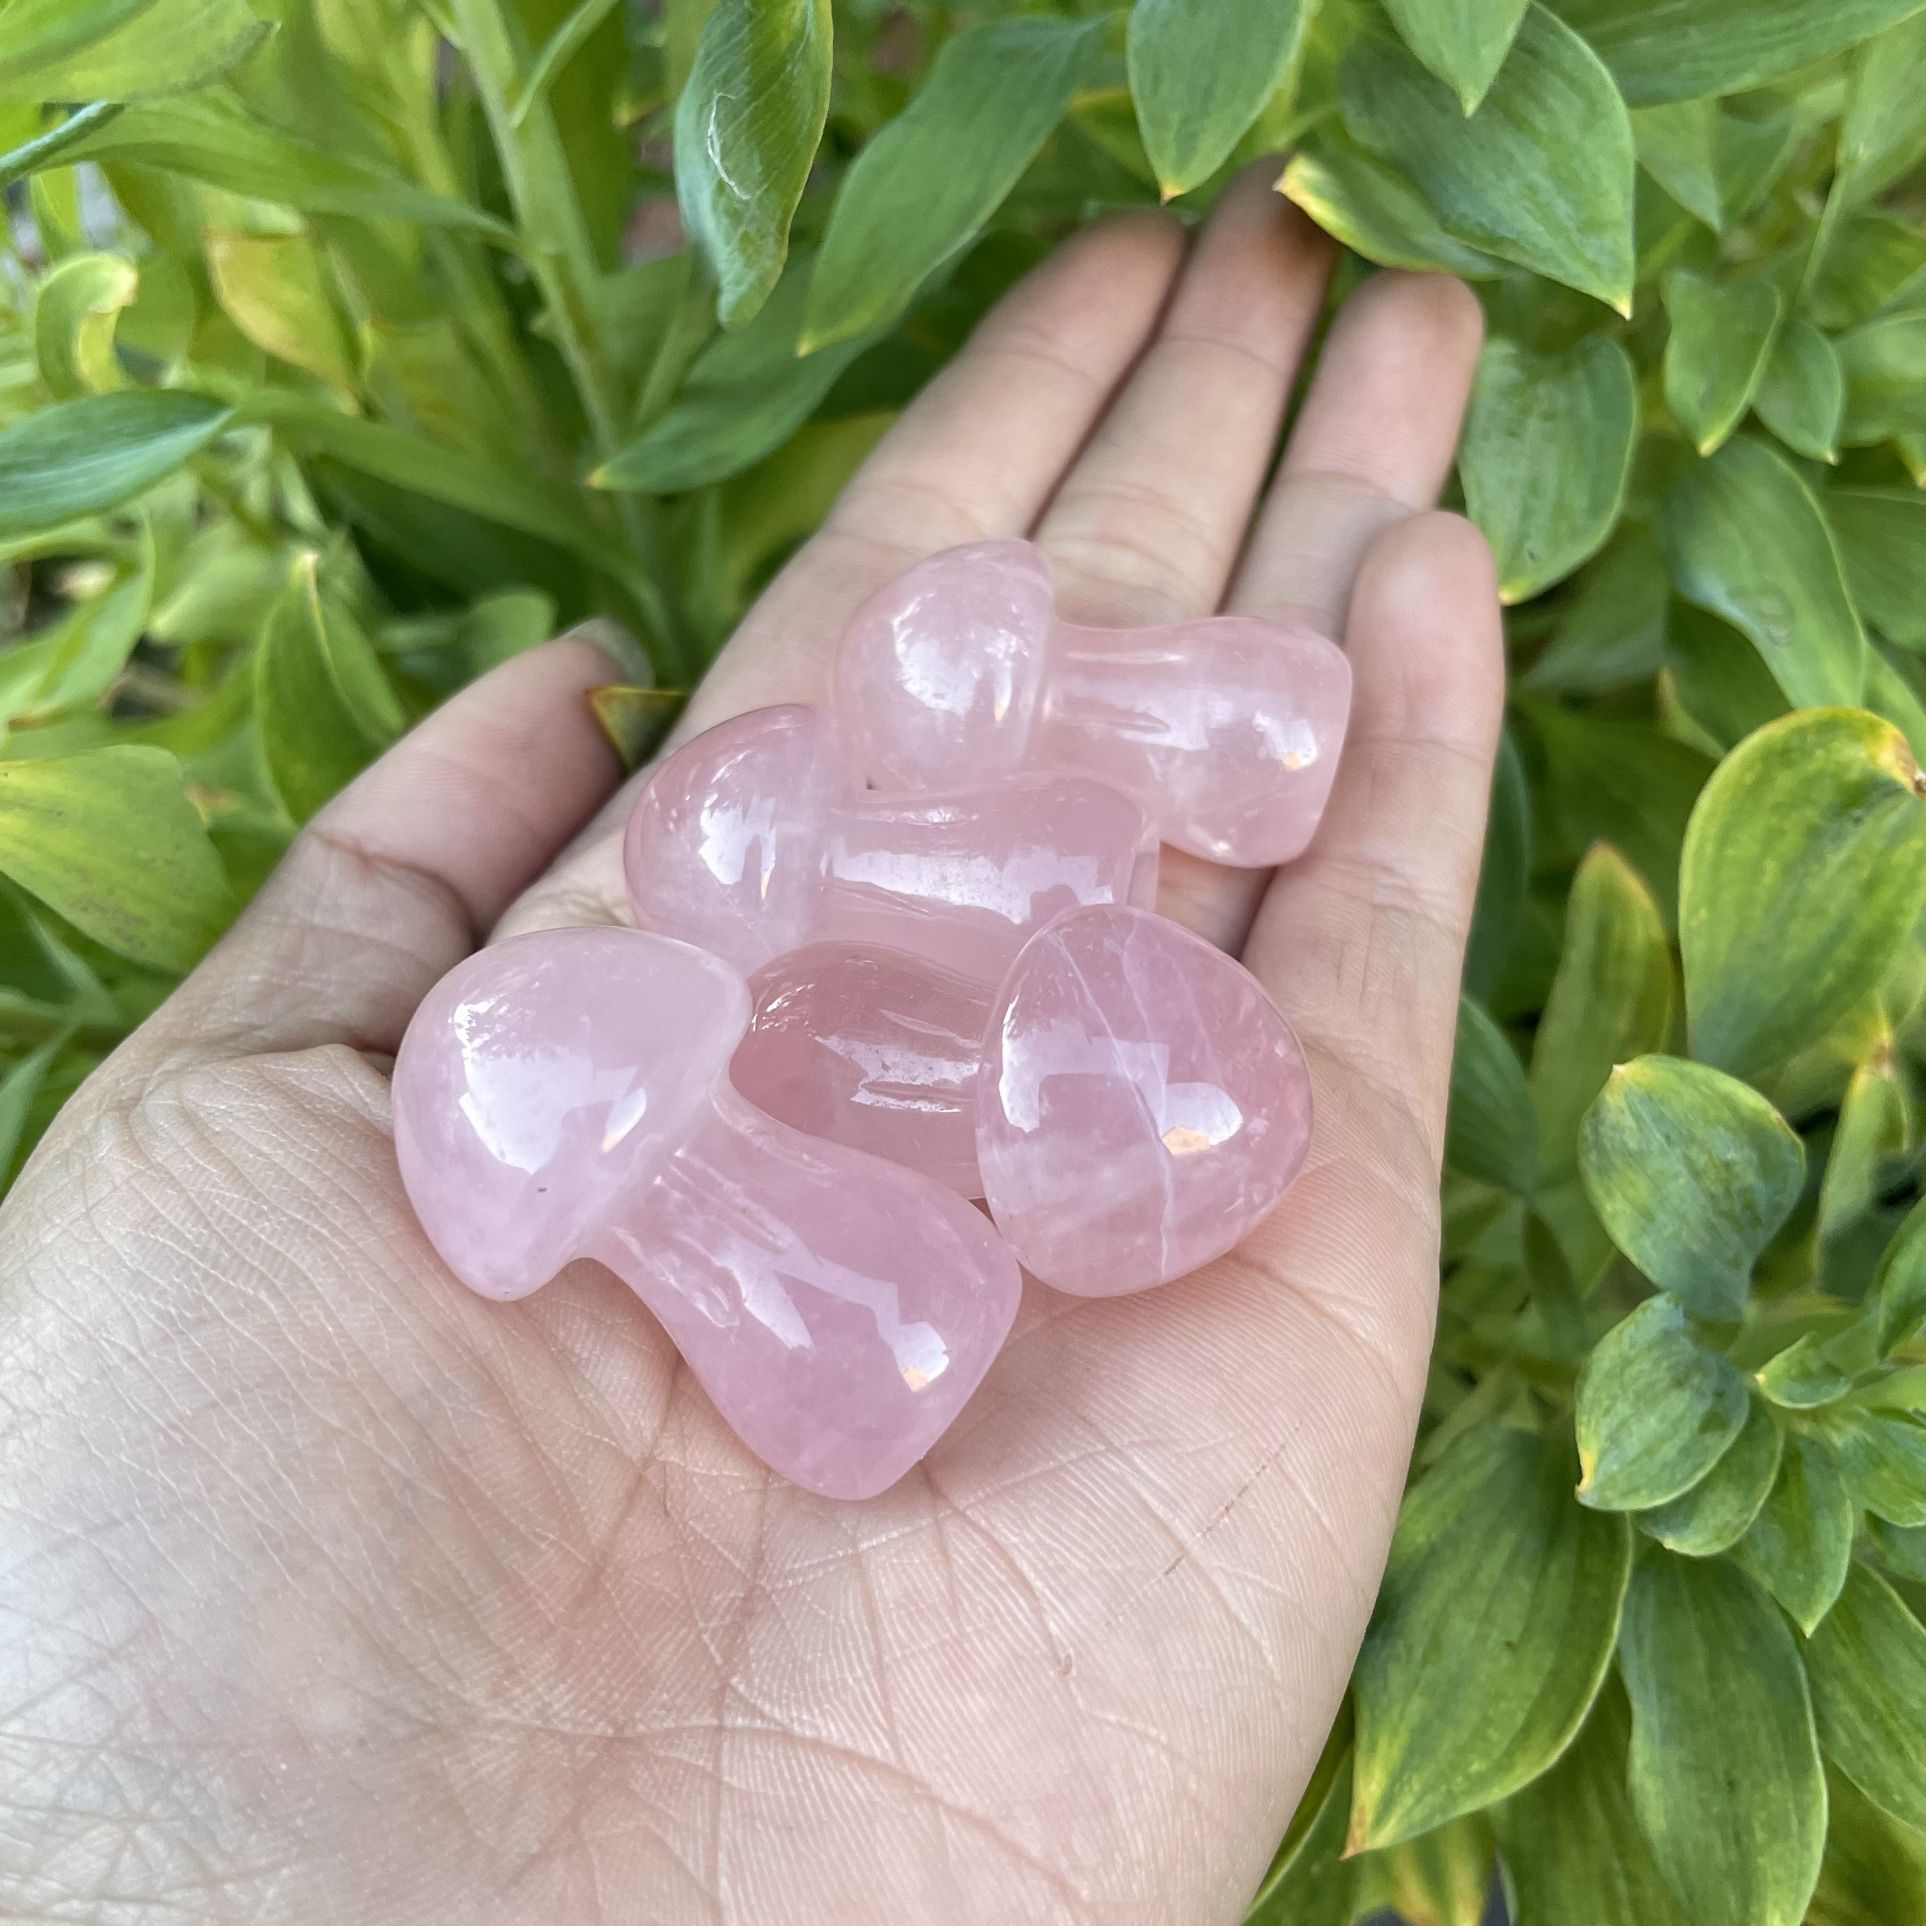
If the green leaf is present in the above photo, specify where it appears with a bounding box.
[1662,270,1782,457]
[1380,0,1530,113]
[597,264,867,493]
[1576,1297,1750,1510]
[510,0,626,126]
[1459,334,1637,603]
[50,92,504,233]
[1662,439,1866,710]
[1740,1431,1856,1633]
[806,18,1102,352]
[1497,1682,1692,1926]
[1618,1553,1826,1926]
[1338,7,1635,312]
[1871,1195,1926,1353]
[1835,13,1926,204]
[32,252,137,400]
[1521,524,1668,695]
[1806,1562,1926,1835]
[0,529,153,730]
[1678,709,1926,1077]
[1445,996,1535,1193]
[1128,0,1315,199]
[1464,726,1531,996]
[1873,1517,1926,1582]
[1638,1394,1784,1557]
[1277,125,1513,279]
[1630,100,1722,229]
[1838,314,1926,446]
[1463,331,1633,600]
[1244,1723,1360,1926]
[206,230,356,395]
[1816,1054,1911,1284]
[1753,320,1844,464]
[674,0,831,328]
[0,0,270,103]
[1807,212,1926,334]
[1530,844,1673,1171]
[1349,1428,1630,1851]
[1561,0,1926,106]
[0,391,231,546]
[255,556,402,825]
[1815,1767,1926,1926]
[1828,489,1926,650]
[0,1032,64,1178]
[0,747,229,973]
[1826,1409,1926,1527]
[1578,1056,1803,1322]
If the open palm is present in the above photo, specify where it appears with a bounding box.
[0,173,1500,1925]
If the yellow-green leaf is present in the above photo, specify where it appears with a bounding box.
[673,0,830,327]
[1814,1768,1926,1926]
[1579,1056,1802,1322]
[1805,1562,1926,1834]
[206,229,357,395]
[0,390,231,545]
[0,747,229,973]
[1637,1393,1784,1557]
[31,251,136,399]
[1662,439,1866,710]
[1662,270,1782,456]
[1678,709,1926,1077]
[1338,7,1635,313]
[1530,845,1673,1172]
[805,17,1103,351]
[0,0,270,103]
[1460,334,1637,603]
[1619,1553,1826,1926]
[1576,1296,1749,1510]
[1740,1431,1856,1632]
[1349,1427,1630,1851]
[1128,0,1315,199]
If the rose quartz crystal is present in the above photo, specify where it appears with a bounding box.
[733,906,1313,1295]
[623,702,1158,982]
[392,926,1020,1499]
[835,539,1352,867]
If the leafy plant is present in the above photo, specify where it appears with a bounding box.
[3,2,1926,1921]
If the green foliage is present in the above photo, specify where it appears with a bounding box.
[1,2,1923,1917]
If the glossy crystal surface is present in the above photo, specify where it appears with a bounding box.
[836,539,1352,866]
[976,906,1313,1294]
[623,702,1157,982]
[393,926,1020,1498]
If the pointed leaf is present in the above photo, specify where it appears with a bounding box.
[1618,1554,1826,1926]
[1826,1409,1926,1527]
[1828,488,1926,650]
[1380,0,1530,113]
[1662,270,1782,456]
[1445,996,1535,1193]
[1638,1394,1784,1557]
[1631,100,1722,228]
[1460,334,1636,604]
[0,747,229,973]
[1754,320,1844,464]
[1530,845,1673,1172]
[0,391,231,545]
[1576,1297,1750,1511]
[1128,0,1315,199]
[1806,1561,1926,1835]
[1244,1725,1360,1925]
[674,0,831,327]
[32,252,137,400]
[1740,1431,1856,1632]
[806,17,1103,351]
[1349,1428,1630,1850]
[1679,709,1926,1077]
[1662,438,1866,710]
[1338,7,1635,312]
[1579,1057,1803,1322]
[1560,0,1926,106]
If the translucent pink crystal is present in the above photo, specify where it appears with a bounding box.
[392,926,1020,1499]
[623,702,1158,981]
[734,907,1314,1296]
[835,539,1352,867]
[977,906,1313,1294]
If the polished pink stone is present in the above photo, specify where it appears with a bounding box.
[835,539,1352,867]
[392,926,1020,1499]
[735,907,1314,1295]
[976,906,1313,1294]
[623,702,1158,983]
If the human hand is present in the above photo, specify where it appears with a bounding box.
[0,170,1499,1925]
